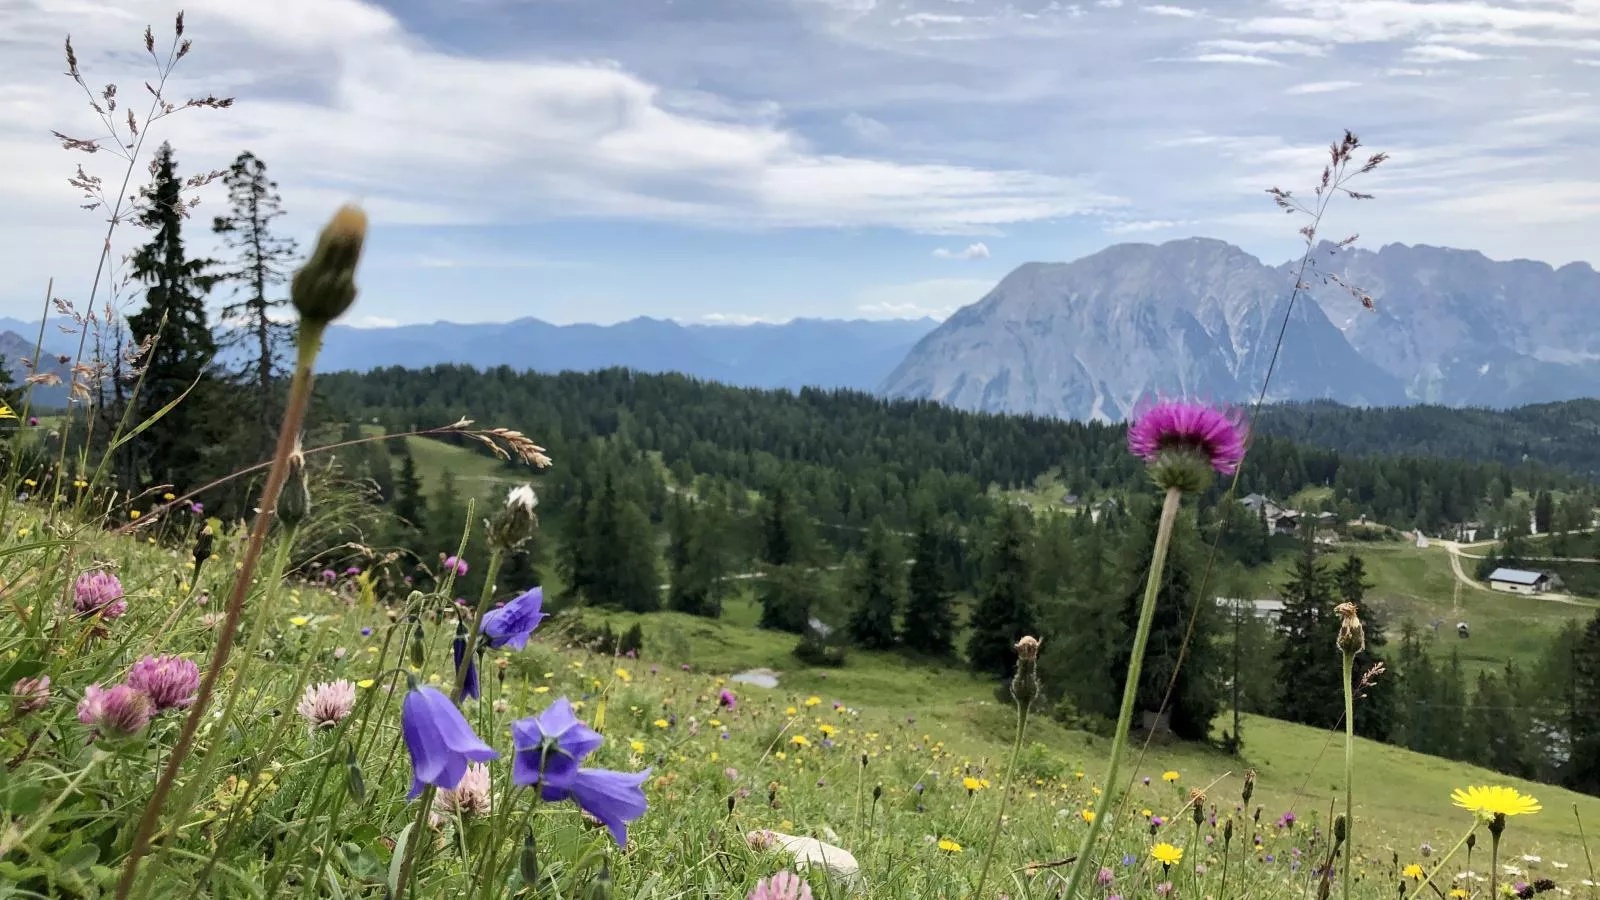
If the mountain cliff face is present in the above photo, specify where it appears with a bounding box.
[880,238,1598,420]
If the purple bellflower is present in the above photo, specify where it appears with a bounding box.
[480,586,547,650]
[511,697,650,846]
[453,622,480,701]
[401,684,499,799]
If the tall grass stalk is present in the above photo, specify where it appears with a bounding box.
[1062,485,1182,897]
[1341,649,1355,900]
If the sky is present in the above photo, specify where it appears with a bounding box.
[0,0,1596,328]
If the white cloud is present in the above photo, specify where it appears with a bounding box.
[698,312,789,325]
[1196,39,1327,56]
[1143,4,1200,16]
[855,277,993,319]
[351,315,400,328]
[932,241,991,260]
[1095,0,1123,7]
[842,112,891,142]
[1104,218,1197,234]
[1403,45,1490,62]
[1285,80,1362,94]
[1186,53,1286,65]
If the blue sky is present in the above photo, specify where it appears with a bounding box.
[2,0,1596,327]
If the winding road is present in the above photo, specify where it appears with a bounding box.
[1435,539,1597,608]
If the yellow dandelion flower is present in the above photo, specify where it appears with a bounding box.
[937,838,962,853]
[15,527,30,537]
[1402,864,1424,880]
[163,492,175,501]
[357,679,375,688]
[1080,809,1096,823]
[1450,785,1541,818]
[963,776,985,792]
[288,615,310,626]
[1140,808,1153,818]
[1449,890,1468,899]
[614,668,632,682]
[709,718,723,727]
[653,719,670,729]
[1074,771,1085,780]
[775,751,787,761]
[23,479,36,488]
[544,672,555,679]
[534,686,550,694]
[129,509,141,519]
[630,740,646,753]
[804,696,821,707]
[0,404,15,420]
[819,724,837,737]
[785,706,798,716]
[1162,770,1180,783]
[790,734,810,747]
[1151,843,1183,866]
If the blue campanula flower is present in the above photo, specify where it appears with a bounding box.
[480,587,547,650]
[401,685,498,799]
[453,622,479,700]
[511,697,650,846]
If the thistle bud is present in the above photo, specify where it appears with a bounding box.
[291,205,367,326]
[1335,603,1365,656]
[873,784,883,803]
[488,484,540,553]
[1224,818,1234,845]
[1242,769,1256,805]
[409,621,426,669]
[1010,635,1042,710]
[860,752,869,769]
[1466,833,1476,851]
[193,525,213,569]
[1332,814,1346,845]
[1191,790,1206,827]
[1488,812,1506,840]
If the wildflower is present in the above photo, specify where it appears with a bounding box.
[77,684,152,738]
[719,688,737,710]
[1097,867,1114,887]
[1278,810,1297,829]
[1151,843,1183,866]
[298,680,357,728]
[12,676,50,715]
[291,203,367,325]
[479,587,547,650]
[818,724,837,738]
[963,776,986,793]
[1335,601,1365,655]
[785,706,798,716]
[400,684,499,799]
[790,735,810,747]
[74,570,126,620]
[1403,864,1425,880]
[288,615,311,627]
[1451,786,1541,819]
[1081,809,1096,823]
[129,509,141,520]
[442,555,468,577]
[320,569,337,583]
[747,870,813,900]
[430,762,492,827]
[163,492,175,501]
[1127,400,1248,492]
[125,655,200,711]
[938,838,962,853]
[1162,770,1180,783]
[804,696,821,707]
[510,697,650,846]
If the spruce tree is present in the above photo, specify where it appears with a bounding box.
[1566,611,1600,793]
[212,151,296,450]
[126,142,218,492]
[966,505,1037,679]
[847,519,901,650]
[1273,528,1345,727]
[665,494,696,611]
[581,470,660,611]
[759,564,814,633]
[902,512,956,657]
[392,449,427,531]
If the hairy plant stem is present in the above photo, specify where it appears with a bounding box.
[1341,649,1356,900]
[972,699,1031,899]
[1062,485,1183,898]
[114,320,326,900]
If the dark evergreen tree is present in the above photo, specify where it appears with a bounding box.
[1566,611,1600,794]
[1274,528,1345,728]
[211,150,296,452]
[847,518,901,650]
[966,505,1037,680]
[902,512,956,657]
[580,470,661,611]
[126,142,218,492]
[392,449,426,531]
[759,564,815,633]
[1535,489,1555,535]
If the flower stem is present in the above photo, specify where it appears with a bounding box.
[1061,485,1184,898]
[1341,648,1355,900]
[1490,827,1501,900]
[114,321,326,900]
[973,700,1031,899]
[453,549,504,703]
[1405,823,1479,900]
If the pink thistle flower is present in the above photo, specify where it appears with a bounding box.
[297,679,358,729]
[430,762,493,827]
[719,688,737,711]
[1127,399,1248,491]
[747,870,813,900]
[77,683,152,738]
[126,655,200,711]
[73,570,127,620]
[442,555,468,576]
[12,675,50,716]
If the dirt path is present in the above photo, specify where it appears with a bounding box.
[1436,541,1598,608]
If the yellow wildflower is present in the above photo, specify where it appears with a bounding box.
[1450,785,1541,818]
[357,679,375,688]
[790,734,810,747]
[534,686,550,694]
[804,696,821,707]
[963,777,985,792]
[614,668,632,682]
[785,706,798,716]
[653,719,670,729]
[937,838,962,853]
[1151,843,1183,866]
[819,724,837,737]
[1402,864,1424,880]
[630,740,646,753]
[129,509,141,519]
[1080,809,1095,823]
[1162,770,1180,783]
[288,615,310,626]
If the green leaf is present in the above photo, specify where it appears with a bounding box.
[56,842,98,872]
[387,821,414,897]
[0,657,44,687]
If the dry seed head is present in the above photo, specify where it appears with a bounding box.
[1335,602,1365,655]
[1014,635,1040,661]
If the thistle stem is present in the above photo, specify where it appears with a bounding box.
[1341,649,1355,900]
[114,321,325,900]
[1062,485,1183,898]
[973,701,1031,899]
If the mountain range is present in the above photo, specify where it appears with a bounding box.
[880,238,1600,420]
[3,237,1594,419]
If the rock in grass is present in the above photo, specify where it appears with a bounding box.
[747,829,860,888]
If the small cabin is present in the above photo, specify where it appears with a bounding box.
[1487,567,1551,595]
